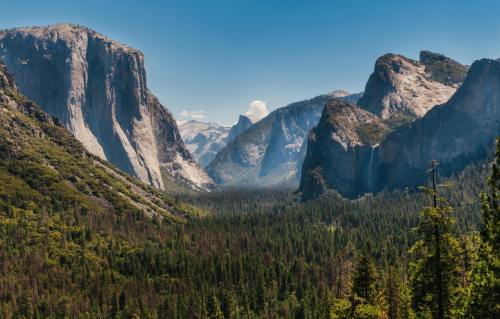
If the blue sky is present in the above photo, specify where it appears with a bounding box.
[1,0,499,125]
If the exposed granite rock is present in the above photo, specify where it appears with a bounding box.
[227,115,252,142]
[0,61,191,219]
[207,90,360,187]
[0,23,212,191]
[375,58,500,191]
[299,99,386,199]
[178,120,230,167]
[357,52,460,121]
[300,58,500,199]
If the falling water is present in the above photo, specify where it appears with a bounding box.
[367,144,379,188]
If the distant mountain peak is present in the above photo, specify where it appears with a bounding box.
[207,91,361,187]
[178,120,230,167]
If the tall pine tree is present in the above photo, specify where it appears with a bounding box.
[467,138,500,318]
[410,160,463,318]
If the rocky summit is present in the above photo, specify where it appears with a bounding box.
[357,52,466,122]
[227,115,253,143]
[0,23,212,191]
[300,58,500,199]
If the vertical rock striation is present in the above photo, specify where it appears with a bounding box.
[227,115,253,143]
[0,23,212,191]
[375,58,500,191]
[299,99,386,199]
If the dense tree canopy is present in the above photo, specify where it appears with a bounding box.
[0,132,497,318]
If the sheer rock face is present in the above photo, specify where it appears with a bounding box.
[0,24,212,191]
[299,99,386,199]
[375,58,500,191]
[300,59,500,199]
[0,62,190,218]
[357,53,461,120]
[206,91,360,187]
[227,115,252,143]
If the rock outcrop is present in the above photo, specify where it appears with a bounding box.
[357,52,464,121]
[419,50,469,86]
[299,99,387,199]
[0,23,212,191]
[300,58,499,199]
[207,91,360,187]
[375,58,500,191]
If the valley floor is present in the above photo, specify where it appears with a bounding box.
[0,159,497,318]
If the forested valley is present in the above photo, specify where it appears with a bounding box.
[1,137,498,318]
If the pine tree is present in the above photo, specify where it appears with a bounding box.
[409,160,463,319]
[208,296,225,319]
[468,138,500,318]
[386,265,402,319]
[352,252,378,304]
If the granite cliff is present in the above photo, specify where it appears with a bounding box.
[0,24,212,191]
[300,58,499,199]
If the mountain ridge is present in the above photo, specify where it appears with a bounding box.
[207,90,359,187]
[300,58,499,199]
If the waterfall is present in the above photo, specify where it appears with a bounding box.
[367,144,379,189]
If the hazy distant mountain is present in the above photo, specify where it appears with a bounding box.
[178,120,230,167]
[206,90,360,187]
[227,115,253,142]
[300,57,498,199]
[0,23,213,191]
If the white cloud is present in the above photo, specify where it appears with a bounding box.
[180,110,205,120]
[245,100,269,123]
